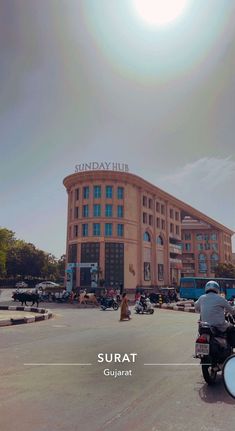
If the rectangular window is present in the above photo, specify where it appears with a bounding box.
[74,206,79,219]
[74,225,78,238]
[185,243,191,252]
[158,264,164,281]
[75,188,79,200]
[156,201,160,212]
[204,234,209,241]
[197,243,203,251]
[106,186,113,198]
[184,232,191,240]
[143,196,147,207]
[175,211,179,221]
[211,233,217,241]
[83,186,89,199]
[156,217,160,228]
[149,215,153,226]
[93,223,100,236]
[105,223,112,236]
[93,204,101,217]
[148,198,153,209]
[170,209,174,219]
[204,243,210,250]
[170,223,174,234]
[93,185,101,199]
[117,187,124,199]
[161,204,165,215]
[196,233,203,241]
[143,212,147,224]
[117,205,123,218]
[176,225,180,235]
[161,220,165,230]
[105,204,113,217]
[117,224,124,237]
[82,224,88,237]
[212,243,218,251]
[83,204,89,217]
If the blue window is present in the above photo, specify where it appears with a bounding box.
[105,204,113,217]
[156,235,163,245]
[94,185,101,199]
[144,232,151,242]
[93,204,101,217]
[106,186,113,198]
[198,254,207,273]
[93,223,100,236]
[83,186,89,199]
[105,223,112,236]
[117,224,124,237]
[117,205,123,218]
[82,224,88,237]
[117,187,124,199]
[83,205,89,217]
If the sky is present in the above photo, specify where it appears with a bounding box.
[1,0,235,258]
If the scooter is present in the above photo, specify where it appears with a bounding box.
[135,298,154,314]
[195,313,235,385]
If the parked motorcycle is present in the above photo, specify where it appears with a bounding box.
[135,298,154,315]
[100,297,119,311]
[195,313,235,385]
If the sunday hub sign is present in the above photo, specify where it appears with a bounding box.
[75,162,129,173]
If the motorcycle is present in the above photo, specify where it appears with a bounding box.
[195,313,235,385]
[100,297,119,311]
[135,298,154,315]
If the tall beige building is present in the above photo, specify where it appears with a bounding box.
[63,170,234,290]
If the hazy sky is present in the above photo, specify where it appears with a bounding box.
[1,0,235,257]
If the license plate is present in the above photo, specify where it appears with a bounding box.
[195,343,210,356]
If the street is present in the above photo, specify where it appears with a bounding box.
[1,304,235,431]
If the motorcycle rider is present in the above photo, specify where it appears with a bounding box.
[139,293,147,311]
[195,281,235,341]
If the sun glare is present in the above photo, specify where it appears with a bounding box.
[132,0,188,26]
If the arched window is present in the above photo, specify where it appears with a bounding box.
[198,253,207,273]
[144,231,151,242]
[156,235,164,246]
[211,253,219,271]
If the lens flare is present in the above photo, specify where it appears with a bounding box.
[132,0,188,26]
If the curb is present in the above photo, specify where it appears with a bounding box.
[0,305,53,326]
[156,302,195,313]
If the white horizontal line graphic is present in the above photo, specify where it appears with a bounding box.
[144,363,202,366]
[24,363,93,366]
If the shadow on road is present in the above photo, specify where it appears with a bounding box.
[197,376,235,405]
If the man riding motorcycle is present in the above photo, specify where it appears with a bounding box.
[195,280,235,341]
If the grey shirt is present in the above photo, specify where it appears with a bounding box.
[195,292,235,331]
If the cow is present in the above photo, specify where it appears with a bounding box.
[12,292,40,307]
[79,292,98,306]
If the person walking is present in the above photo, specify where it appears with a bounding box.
[119,292,131,321]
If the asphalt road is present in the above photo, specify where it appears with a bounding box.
[1,302,235,431]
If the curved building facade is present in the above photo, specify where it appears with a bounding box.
[63,170,233,290]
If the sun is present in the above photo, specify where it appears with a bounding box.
[132,0,188,26]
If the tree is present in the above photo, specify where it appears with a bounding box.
[214,263,235,278]
[0,228,15,275]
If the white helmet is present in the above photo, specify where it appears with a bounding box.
[205,280,220,294]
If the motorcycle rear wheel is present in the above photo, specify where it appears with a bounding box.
[113,303,119,311]
[201,358,217,385]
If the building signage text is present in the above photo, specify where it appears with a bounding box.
[75,162,129,173]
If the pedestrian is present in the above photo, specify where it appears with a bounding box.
[119,292,131,321]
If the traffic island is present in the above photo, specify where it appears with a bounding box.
[155,301,195,313]
[0,305,53,326]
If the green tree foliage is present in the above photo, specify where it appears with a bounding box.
[0,227,65,279]
[214,263,235,278]
[0,228,15,275]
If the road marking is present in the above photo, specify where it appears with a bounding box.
[24,363,92,366]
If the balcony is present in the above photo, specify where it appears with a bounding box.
[169,244,182,255]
